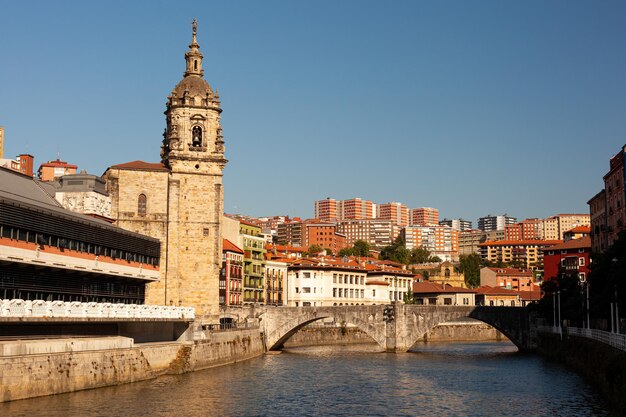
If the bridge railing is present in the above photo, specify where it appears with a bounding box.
[537,324,626,352]
[0,299,195,320]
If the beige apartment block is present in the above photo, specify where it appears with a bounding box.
[104,21,226,317]
[541,214,590,241]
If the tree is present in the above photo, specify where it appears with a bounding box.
[380,235,411,264]
[403,288,416,304]
[353,240,371,257]
[459,253,481,288]
[409,247,431,264]
[308,244,323,255]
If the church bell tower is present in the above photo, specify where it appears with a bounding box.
[160,19,227,317]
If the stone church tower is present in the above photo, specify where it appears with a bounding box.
[104,21,226,317]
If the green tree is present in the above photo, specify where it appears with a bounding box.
[308,244,323,255]
[409,247,431,264]
[338,247,354,257]
[353,240,371,257]
[459,253,481,288]
[403,288,416,304]
[380,235,411,264]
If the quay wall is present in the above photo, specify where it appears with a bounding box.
[0,329,263,403]
[538,332,626,415]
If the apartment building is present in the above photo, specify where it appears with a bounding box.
[376,202,409,227]
[240,221,267,304]
[588,189,608,253]
[458,229,485,255]
[37,159,78,181]
[477,214,517,232]
[505,218,542,241]
[314,198,338,222]
[479,267,535,292]
[265,258,287,305]
[336,219,398,248]
[403,225,459,261]
[540,214,591,241]
[220,239,244,306]
[439,218,472,231]
[542,237,591,283]
[478,239,562,270]
[588,145,626,253]
[409,207,439,226]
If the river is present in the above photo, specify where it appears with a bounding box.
[1,341,609,416]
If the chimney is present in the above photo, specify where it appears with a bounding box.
[0,126,4,159]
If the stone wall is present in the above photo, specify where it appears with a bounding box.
[538,332,626,415]
[0,329,263,403]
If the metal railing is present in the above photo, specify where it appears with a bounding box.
[537,325,626,352]
[0,299,195,320]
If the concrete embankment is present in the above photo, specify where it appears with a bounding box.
[538,332,626,415]
[0,329,263,403]
[284,319,504,348]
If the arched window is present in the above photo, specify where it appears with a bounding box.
[194,60,198,70]
[192,126,202,147]
[138,194,147,217]
[445,268,451,278]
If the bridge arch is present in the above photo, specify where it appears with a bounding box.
[260,306,389,351]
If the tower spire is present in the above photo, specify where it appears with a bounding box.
[184,18,204,77]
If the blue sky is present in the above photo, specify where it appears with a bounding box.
[1,1,625,225]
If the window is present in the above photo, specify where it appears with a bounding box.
[302,287,311,293]
[444,298,452,305]
[579,257,585,266]
[192,126,203,147]
[138,194,147,217]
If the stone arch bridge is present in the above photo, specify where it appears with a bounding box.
[222,304,538,352]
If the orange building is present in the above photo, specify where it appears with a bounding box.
[38,158,78,181]
[339,198,375,220]
[314,198,338,222]
[505,218,542,241]
[409,207,439,226]
[377,202,409,226]
[479,267,535,292]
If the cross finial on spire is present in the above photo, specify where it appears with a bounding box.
[192,18,197,37]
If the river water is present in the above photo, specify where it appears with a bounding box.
[1,341,609,417]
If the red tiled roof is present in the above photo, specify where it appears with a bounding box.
[39,160,78,169]
[517,289,542,301]
[542,236,591,251]
[412,281,475,294]
[478,239,562,247]
[223,239,243,254]
[475,286,519,295]
[486,267,533,276]
[566,226,591,234]
[109,160,168,171]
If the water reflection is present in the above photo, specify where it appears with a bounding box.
[1,341,608,417]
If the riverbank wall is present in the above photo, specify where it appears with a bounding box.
[283,319,504,348]
[537,332,626,415]
[0,328,264,403]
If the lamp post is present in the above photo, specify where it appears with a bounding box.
[557,290,562,339]
[586,280,590,330]
[552,291,557,332]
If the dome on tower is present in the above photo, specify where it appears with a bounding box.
[172,75,213,98]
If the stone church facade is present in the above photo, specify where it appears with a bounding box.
[104,21,226,317]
